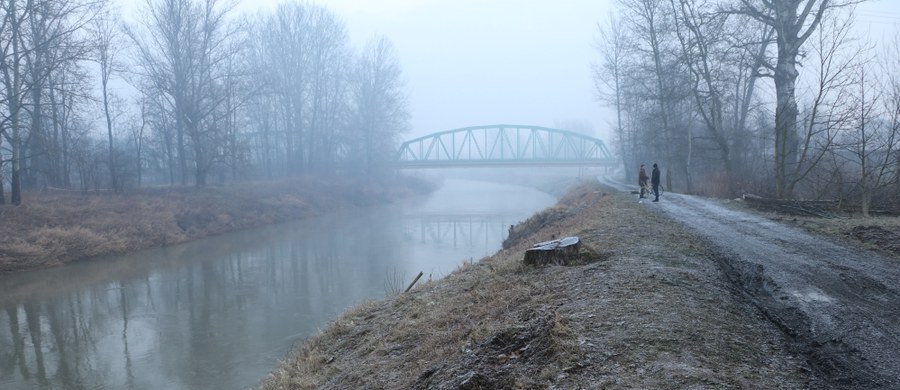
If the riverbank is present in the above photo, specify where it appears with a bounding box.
[0,175,434,274]
[261,180,811,389]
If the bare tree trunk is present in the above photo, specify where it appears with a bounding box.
[48,73,63,187]
[6,0,26,205]
[0,135,4,204]
[103,84,116,191]
[737,0,835,199]
[774,47,801,198]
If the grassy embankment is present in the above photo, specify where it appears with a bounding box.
[0,176,433,274]
[261,180,810,389]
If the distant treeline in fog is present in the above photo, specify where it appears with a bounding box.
[0,0,408,204]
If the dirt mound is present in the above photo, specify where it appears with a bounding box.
[413,312,560,389]
[849,225,900,256]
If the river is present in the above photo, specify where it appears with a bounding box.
[0,179,556,389]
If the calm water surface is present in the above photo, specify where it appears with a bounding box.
[0,179,555,389]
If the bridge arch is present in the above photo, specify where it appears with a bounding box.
[394,124,617,168]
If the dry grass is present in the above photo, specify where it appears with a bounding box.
[261,181,809,389]
[723,199,900,259]
[0,176,433,274]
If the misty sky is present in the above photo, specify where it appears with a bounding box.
[322,0,616,140]
[123,0,900,143]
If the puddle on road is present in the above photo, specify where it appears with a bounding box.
[790,289,835,303]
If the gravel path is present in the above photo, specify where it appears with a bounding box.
[602,177,900,389]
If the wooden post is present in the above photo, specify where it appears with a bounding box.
[405,271,424,292]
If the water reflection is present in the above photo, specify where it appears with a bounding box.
[0,179,555,389]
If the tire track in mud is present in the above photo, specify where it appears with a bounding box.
[656,192,900,389]
[598,178,900,389]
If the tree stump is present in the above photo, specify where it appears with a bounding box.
[523,236,581,266]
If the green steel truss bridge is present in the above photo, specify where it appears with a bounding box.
[394,124,617,168]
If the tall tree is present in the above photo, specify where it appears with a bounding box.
[594,14,634,180]
[618,0,686,190]
[350,36,409,177]
[91,7,123,192]
[127,0,239,186]
[305,7,351,173]
[734,0,859,198]
[671,0,732,192]
[0,0,29,204]
[788,13,860,198]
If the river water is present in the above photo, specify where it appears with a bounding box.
[0,179,556,389]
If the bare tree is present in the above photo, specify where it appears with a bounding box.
[733,0,862,198]
[0,0,100,203]
[49,60,93,188]
[788,13,861,198]
[25,0,99,188]
[251,2,312,175]
[127,0,240,186]
[349,36,409,177]
[670,0,771,195]
[885,37,900,212]
[247,3,366,177]
[0,0,29,204]
[594,14,634,180]
[128,95,149,187]
[91,7,123,191]
[837,38,900,216]
[305,7,351,174]
[618,0,692,191]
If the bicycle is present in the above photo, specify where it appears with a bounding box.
[640,182,664,199]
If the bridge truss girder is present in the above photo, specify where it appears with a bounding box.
[394,124,617,168]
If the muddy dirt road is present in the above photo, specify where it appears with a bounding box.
[600,178,900,389]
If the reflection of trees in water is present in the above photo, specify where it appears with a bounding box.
[1,276,155,388]
[1,205,474,389]
[3,306,28,379]
[23,302,46,383]
[120,281,136,390]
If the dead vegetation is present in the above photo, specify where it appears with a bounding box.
[261,181,810,389]
[0,176,433,274]
[742,194,841,218]
[727,198,900,259]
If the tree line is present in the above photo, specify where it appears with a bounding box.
[596,0,900,215]
[0,0,409,205]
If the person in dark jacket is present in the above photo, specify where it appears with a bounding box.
[651,163,661,202]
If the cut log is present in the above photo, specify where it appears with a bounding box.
[524,236,581,266]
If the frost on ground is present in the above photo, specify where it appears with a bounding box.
[656,190,900,389]
[261,182,812,389]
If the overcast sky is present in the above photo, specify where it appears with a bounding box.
[126,0,900,142]
[321,0,616,140]
[217,0,616,140]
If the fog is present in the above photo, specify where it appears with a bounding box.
[0,178,557,390]
[2,1,900,387]
[0,0,895,195]
[249,0,900,140]
[130,0,621,140]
